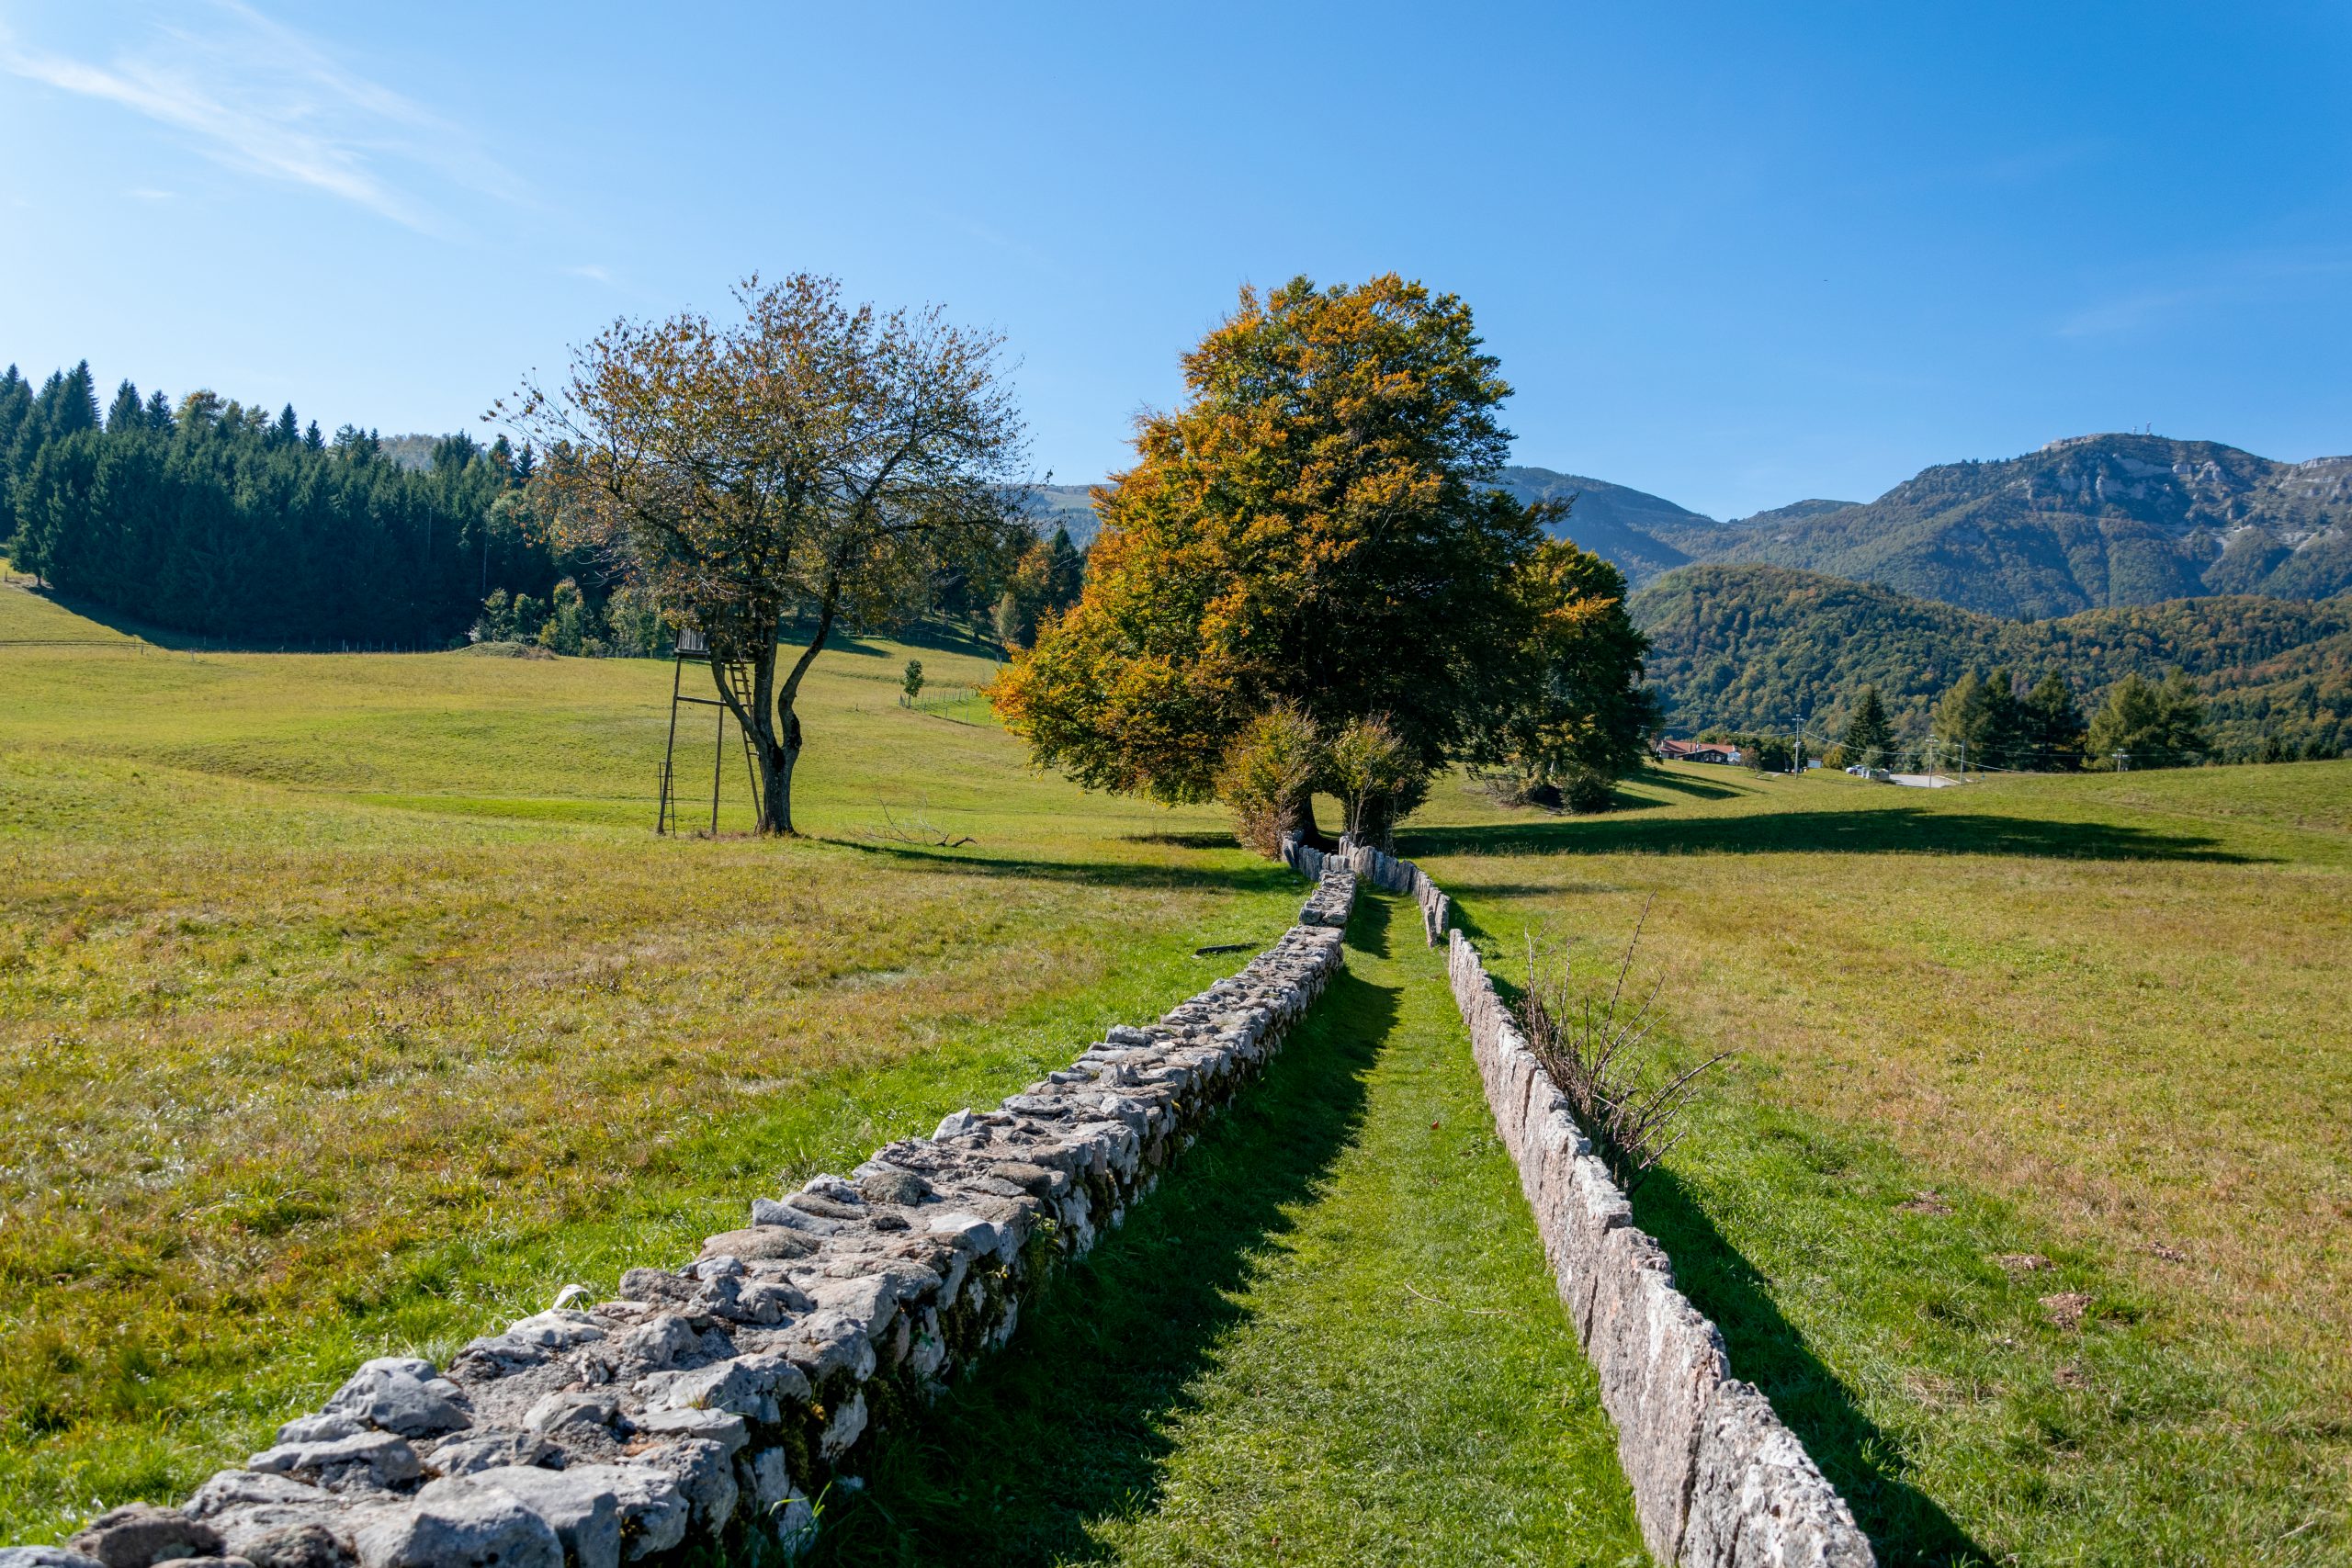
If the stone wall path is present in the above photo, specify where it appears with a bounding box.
[798,889,1650,1565]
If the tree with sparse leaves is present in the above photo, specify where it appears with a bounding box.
[513,273,1029,834]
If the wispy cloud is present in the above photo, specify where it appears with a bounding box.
[0,1,518,233]
[2058,247,2352,339]
[565,264,614,284]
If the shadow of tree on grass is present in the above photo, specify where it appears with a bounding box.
[823,837,1299,896]
[1402,807,2249,863]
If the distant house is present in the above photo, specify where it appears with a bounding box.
[1657,738,1741,765]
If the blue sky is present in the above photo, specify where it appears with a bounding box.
[2,1,2346,519]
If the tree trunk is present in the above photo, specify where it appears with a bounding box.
[763,705,804,835]
[719,588,839,837]
[715,634,790,836]
[1293,790,1339,852]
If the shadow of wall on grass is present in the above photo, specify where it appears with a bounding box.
[799,948,1396,1565]
[1402,807,2249,863]
[1632,1168,1993,1568]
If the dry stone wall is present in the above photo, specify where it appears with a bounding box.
[6,870,1360,1568]
[1442,927,1875,1567]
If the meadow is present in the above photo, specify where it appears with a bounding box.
[0,581,1325,1542]
[0,581,1646,1561]
[5,573,2350,1564]
[1408,759,2352,1565]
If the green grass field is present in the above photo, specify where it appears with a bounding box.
[6,574,2350,1564]
[0,581,1323,1543]
[1406,760,2352,1565]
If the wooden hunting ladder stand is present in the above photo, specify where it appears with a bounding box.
[657,628,762,834]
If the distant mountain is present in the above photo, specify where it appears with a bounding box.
[1018,435,2352,622]
[1722,498,1860,530]
[1021,483,1102,547]
[1484,467,1714,584]
[1670,435,2352,619]
[1023,466,1723,584]
[1631,563,2352,761]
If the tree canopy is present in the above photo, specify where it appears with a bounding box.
[992,274,1654,824]
[2086,671,2213,769]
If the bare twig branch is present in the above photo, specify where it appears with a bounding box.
[1515,912,1731,1194]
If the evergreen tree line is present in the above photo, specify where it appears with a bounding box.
[1829,667,2217,772]
[1,359,571,645]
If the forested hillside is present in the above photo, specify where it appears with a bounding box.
[0,361,564,645]
[1634,564,2352,761]
[1669,434,2352,617]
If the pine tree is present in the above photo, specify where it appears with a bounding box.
[2086,671,2213,770]
[107,380,145,432]
[1978,665,2026,767]
[0,366,25,549]
[55,361,100,434]
[1044,525,1084,611]
[304,420,324,451]
[2020,671,2085,770]
[1841,683,1894,768]
[1933,669,2023,770]
[276,404,300,445]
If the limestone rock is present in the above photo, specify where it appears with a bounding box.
[695,1226,812,1263]
[644,1353,810,1426]
[322,1359,469,1439]
[574,1466,686,1561]
[64,1506,224,1568]
[424,1429,562,1477]
[635,1439,738,1529]
[239,1522,345,1568]
[523,1392,619,1437]
[629,1408,746,1458]
[272,1415,365,1447]
[455,1470,618,1568]
[248,1430,421,1492]
[498,1312,606,1353]
[852,1166,932,1206]
[350,1482,561,1568]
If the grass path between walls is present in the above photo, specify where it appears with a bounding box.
[808,891,1649,1568]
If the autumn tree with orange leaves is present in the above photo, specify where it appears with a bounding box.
[992,273,1654,843]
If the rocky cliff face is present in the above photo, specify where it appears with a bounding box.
[1673,435,2352,618]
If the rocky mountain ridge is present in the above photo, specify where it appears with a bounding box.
[1023,434,2352,617]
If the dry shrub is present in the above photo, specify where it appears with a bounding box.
[1514,906,1731,1193]
[1327,715,1429,848]
[1216,703,1323,857]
